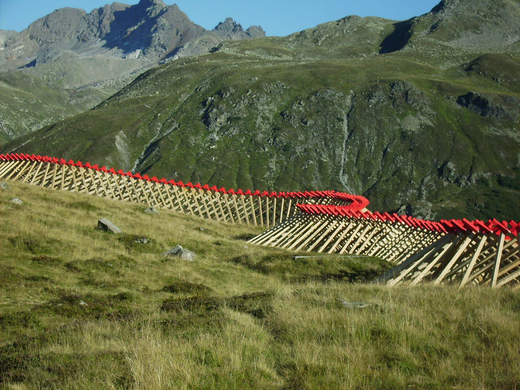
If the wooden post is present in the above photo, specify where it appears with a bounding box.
[381,234,454,286]
[307,218,343,253]
[433,234,475,285]
[316,220,349,253]
[0,161,17,178]
[491,234,506,288]
[327,221,360,254]
[257,197,264,227]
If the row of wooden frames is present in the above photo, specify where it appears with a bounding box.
[0,154,367,229]
[1,153,518,289]
[250,205,519,289]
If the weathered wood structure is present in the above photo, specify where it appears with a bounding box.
[1,153,518,288]
[250,204,519,289]
[0,153,368,228]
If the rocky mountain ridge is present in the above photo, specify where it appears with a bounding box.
[0,0,265,141]
[1,0,264,67]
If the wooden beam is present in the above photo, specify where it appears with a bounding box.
[458,235,488,287]
[433,234,475,285]
[376,234,453,286]
[316,220,350,253]
[328,221,362,254]
[491,234,506,288]
[408,236,463,286]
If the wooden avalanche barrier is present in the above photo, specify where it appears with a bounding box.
[248,205,444,263]
[0,153,368,228]
[1,153,518,289]
[249,204,520,289]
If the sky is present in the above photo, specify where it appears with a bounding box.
[0,0,441,37]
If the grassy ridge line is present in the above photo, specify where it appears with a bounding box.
[1,180,520,389]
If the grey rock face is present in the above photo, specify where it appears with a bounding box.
[97,218,123,234]
[163,245,196,261]
[213,18,265,40]
[1,0,266,70]
[457,92,520,121]
[245,26,266,39]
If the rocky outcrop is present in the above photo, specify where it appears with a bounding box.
[163,245,196,261]
[97,218,123,234]
[457,92,520,122]
[213,18,265,40]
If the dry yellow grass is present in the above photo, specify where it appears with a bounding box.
[1,180,519,389]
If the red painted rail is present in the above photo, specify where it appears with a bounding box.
[0,153,369,211]
[296,204,518,238]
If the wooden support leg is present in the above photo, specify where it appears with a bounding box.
[315,219,350,253]
[433,234,475,285]
[0,161,18,178]
[376,234,453,286]
[491,234,506,288]
[327,221,361,254]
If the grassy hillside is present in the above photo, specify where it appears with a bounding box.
[0,62,144,144]
[0,72,85,143]
[1,180,519,389]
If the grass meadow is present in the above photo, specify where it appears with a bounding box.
[1,180,519,389]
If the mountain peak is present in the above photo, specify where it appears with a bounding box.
[138,0,166,8]
[214,18,243,33]
[213,17,266,38]
[430,0,460,14]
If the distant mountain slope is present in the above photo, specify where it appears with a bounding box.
[0,0,264,68]
[381,0,520,58]
[0,71,107,144]
[3,0,519,221]
[0,0,265,141]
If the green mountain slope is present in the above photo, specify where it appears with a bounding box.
[0,69,129,143]
[3,0,520,221]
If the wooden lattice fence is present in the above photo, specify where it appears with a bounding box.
[1,153,518,288]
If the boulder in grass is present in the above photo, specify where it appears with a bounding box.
[97,218,123,234]
[163,245,196,261]
[336,299,378,308]
[0,183,8,189]
[144,207,159,214]
[10,198,23,205]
